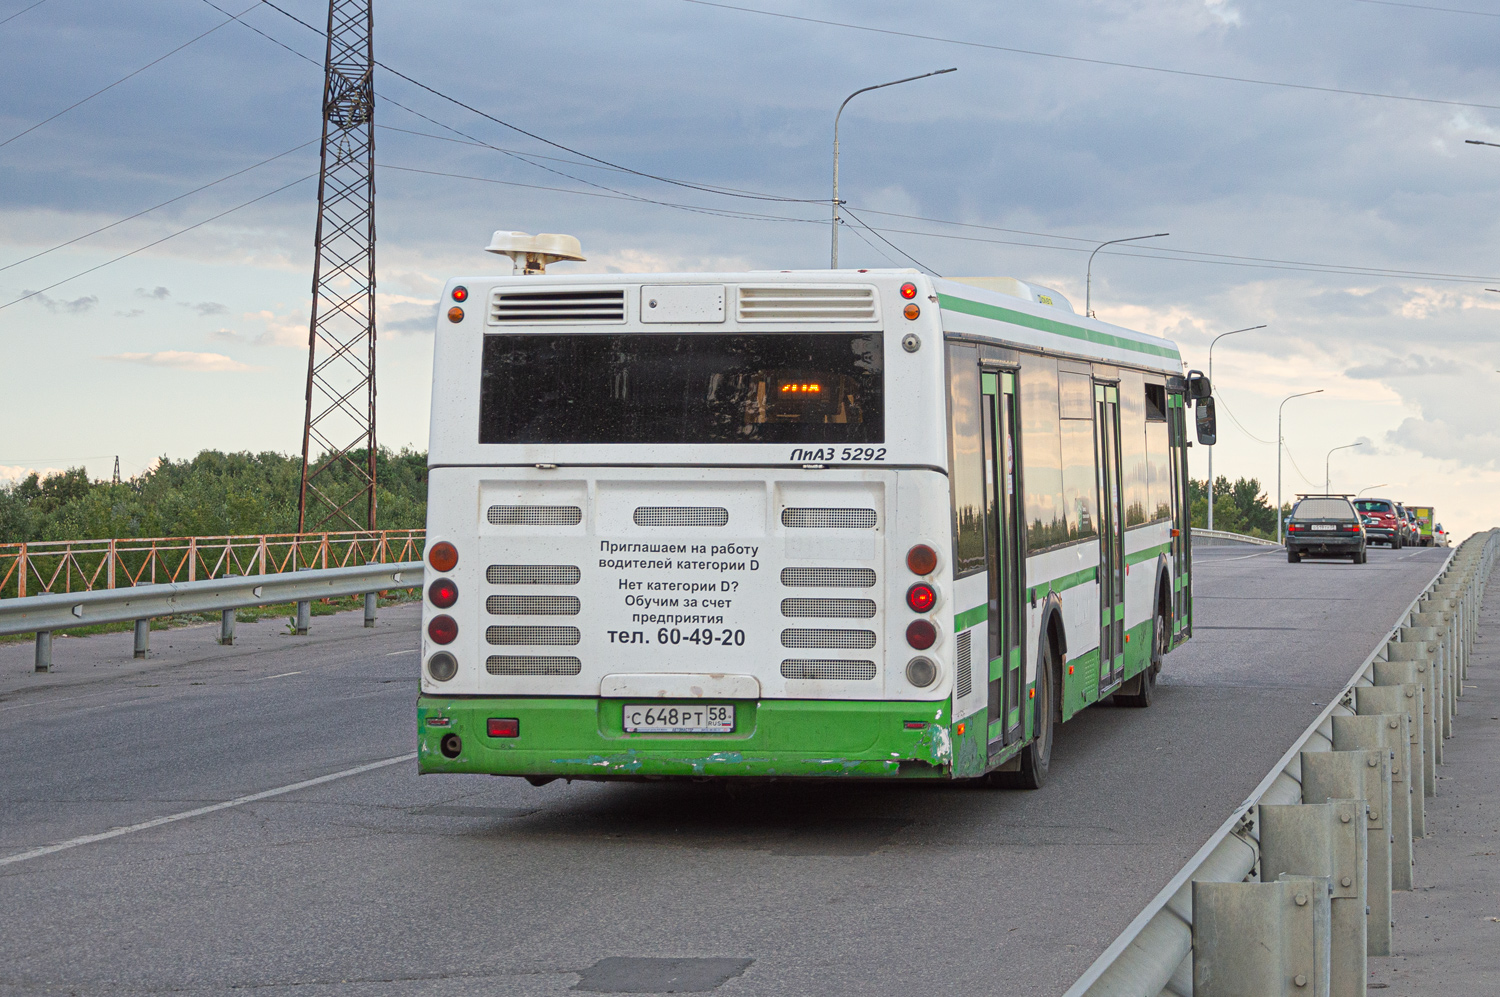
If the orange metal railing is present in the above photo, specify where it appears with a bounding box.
[0,530,425,600]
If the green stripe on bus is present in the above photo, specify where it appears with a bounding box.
[937,294,1183,361]
[954,603,988,632]
[1036,564,1097,594]
[1125,542,1172,566]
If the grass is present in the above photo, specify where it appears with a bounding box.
[0,587,421,645]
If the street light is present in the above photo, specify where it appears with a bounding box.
[1357,483,1388,496]
[1204,323,1266,530]
[1324,442,1364,494]
[1277,389,1324,545]
[1085,233,1169,317]
[831,68,957,268]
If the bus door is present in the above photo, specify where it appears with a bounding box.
[1167,393,1191,637]
[982,371,1025,747]
[1095,382,1126,691]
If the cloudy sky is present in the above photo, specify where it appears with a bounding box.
[2,0,1499,537]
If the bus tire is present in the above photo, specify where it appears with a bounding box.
[1006,645,1055,789]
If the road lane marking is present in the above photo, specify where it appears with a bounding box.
[257,671,303,680]
[0,752,415,868]
[385,649,416,656]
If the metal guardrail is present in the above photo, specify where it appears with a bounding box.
[1,560,424,671]
[0,529,425,600]
[1191,528,1279,547]
[1065,529,1496,997]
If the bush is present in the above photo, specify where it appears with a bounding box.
[0,449,427,544]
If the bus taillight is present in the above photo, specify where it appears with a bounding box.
[428,615,458,645]
[906,583,937,613]
[906,619,937,650]
[428,578,458,608]
[487,718,520,738]
[428,542,458,571]
[906,544,938,575]
[900,282,918,299]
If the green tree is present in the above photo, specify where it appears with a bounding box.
[1190,475,1279,540]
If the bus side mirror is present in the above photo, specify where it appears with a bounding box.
[1195,396,1217,445]
[1185,369,1212,401]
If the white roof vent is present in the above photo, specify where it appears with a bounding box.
[949,277,1074,313]
[485,231,586,274]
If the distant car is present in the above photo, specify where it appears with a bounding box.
[1392,502,1418,547]
[1354,498,1404,548]
[1434,523,1449,547]
[1286,495,1367,563]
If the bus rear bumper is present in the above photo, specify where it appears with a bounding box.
[417,696,957,780]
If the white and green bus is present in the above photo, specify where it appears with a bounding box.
[418,258,1211,786]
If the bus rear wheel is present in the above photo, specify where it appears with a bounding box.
[990,644,1055,789]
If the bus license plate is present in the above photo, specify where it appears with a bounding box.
[1310,524,1336,531]
[623,704,735,733]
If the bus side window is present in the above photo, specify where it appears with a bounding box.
[1119,369,1148,527]
[1017,354,1064,552]
[947,345,986,577]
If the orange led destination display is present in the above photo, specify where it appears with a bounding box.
[780,382,822,394]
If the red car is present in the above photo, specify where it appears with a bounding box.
[1354,498,1405,548]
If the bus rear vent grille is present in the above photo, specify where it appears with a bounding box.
[486,655,583,676]
[780,567,876,587]
[780,659,877,681]
[781,628,877,650]
[489,288,625,323]
[487,625,581,646]
[487,595,581,616]
[633,506,729,527]
[488,505,582,526]
[782,508,877,529]
[487,565,581,585]
[956,630,973,700]
[781,597,877,619]
[737,286,877,322]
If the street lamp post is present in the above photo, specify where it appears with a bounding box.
[1357,483,1388,497]
[1204,324,1266,530]
[1277,389,1324,545]
[1324,442,1364,494]
[1085,233,1169,317]
[831,67,956,268]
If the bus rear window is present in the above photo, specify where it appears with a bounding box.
[479,332,884,444]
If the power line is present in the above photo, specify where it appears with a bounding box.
[0,172,316,312]
[0,139,316,275]
[252,0,823,205]
[0,0,50,28]
[677,0,1500,114]
[1347,0,1500,17]
[0,1,260,150]
[839,205,940,275]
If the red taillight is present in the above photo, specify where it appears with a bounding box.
[906,544,938,575]
[487,717,519,738]
[1287,524,1300,532]
[428,614,458,645]
[900,281,918,299]
[428,541,458,572]
[903,721,927,730]
[906,582,937,613]
[906,619,937,650]
[428,578,458,609]
[451,285,468,302]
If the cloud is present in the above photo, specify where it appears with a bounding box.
[27,291,98,314]
[135,286,171,300]
[207,327,243,342]
[182,300,228,316]
[1345,355,1465,380]
[105,350,263,372]
[114,308,145,318]
[0,464,63,486]
[1388,417,1500,468]
[249,309,306,347]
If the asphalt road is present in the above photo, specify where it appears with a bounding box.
[0,543,1450,996]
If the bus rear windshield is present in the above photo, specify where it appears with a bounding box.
[479,333,884,444]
